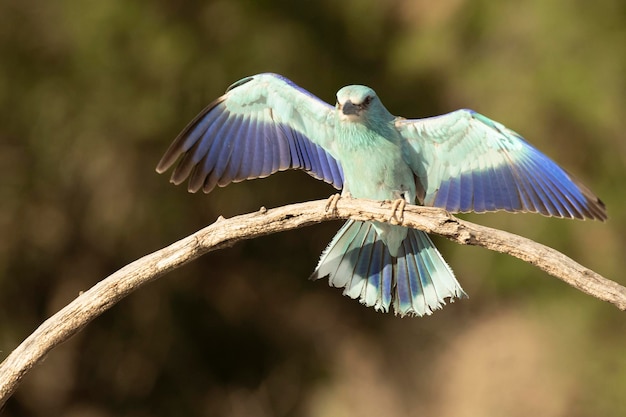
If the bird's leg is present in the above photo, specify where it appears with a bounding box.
[388,199,406,224]
[325,193,341,213]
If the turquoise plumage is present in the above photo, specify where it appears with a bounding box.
[157,73,606,317]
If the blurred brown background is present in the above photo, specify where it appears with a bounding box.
[1,0,625,416]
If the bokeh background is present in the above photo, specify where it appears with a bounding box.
[1,0,625,416]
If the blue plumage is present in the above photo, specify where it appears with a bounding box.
[160,89,343,193]
[157,73,606,317]
[401,109,606,220]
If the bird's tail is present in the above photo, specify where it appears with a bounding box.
[310,220,467,317]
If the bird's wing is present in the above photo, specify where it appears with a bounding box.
[396,109,606,220]
[156,73,344,193]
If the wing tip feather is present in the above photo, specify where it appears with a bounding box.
[155,95,227,175]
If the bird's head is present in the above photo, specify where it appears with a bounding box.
[336,85,391,123]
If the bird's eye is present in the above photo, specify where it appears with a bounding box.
[362,96,373,107]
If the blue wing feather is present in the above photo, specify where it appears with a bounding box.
[458,172,474,212]
[182,108,224,154]
[235,117,260,180]
[215,116,242,179]
[491,163,517,211]
[222,116,247,185]
[217,117,247,187]
[433,179,451,210]
[156,73,344,193]
[250,120,266,177]
[195,111,229,161]
[481,164,498,212]
[470,170,487,212]
[445,173,461,212]
[396,109,606,220]
[521,156,565,216]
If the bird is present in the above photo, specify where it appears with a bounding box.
[156,73,606,317]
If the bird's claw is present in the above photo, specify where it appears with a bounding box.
[388,199,406,224]
[325,193,341,213]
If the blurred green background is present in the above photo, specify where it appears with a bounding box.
[1,0,625,416]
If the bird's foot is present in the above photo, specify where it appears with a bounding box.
[388,199,406,224]
[325,193,341,213]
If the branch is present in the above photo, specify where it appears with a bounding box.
[1,198,624,408]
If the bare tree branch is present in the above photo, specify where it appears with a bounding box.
[1,198,624,408]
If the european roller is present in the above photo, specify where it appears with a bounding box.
[157,73,606,317]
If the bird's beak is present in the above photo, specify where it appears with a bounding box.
[341,100,360,116]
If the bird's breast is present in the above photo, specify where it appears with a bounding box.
[334,127,416,202]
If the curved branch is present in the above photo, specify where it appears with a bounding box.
[1,198,624,407]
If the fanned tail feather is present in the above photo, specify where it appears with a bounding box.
[311,220,467,317]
